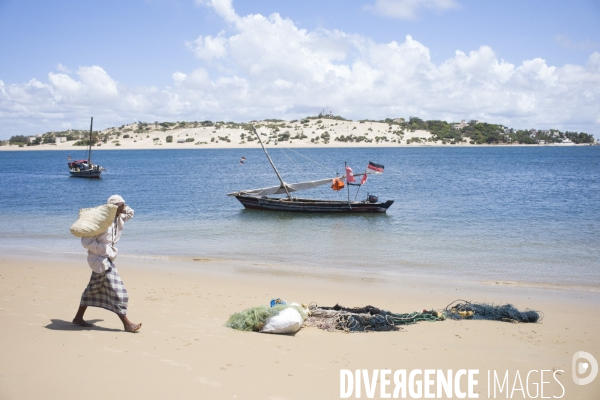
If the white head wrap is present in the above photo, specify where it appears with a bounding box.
[107,195,125,205]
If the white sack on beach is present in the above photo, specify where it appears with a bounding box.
[260,307,303,334]
[69,204,118,237]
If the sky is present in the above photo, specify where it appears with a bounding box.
[0,0,599,138]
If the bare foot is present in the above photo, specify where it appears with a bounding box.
[72,318,94,327]
[124,323,142,333]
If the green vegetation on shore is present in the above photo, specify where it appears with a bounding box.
[392,117,595,145]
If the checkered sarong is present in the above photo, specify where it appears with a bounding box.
[80,266,128,316]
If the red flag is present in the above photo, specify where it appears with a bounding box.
[361,174,367,185]
[345,166,356,183]
[367,161,384,174]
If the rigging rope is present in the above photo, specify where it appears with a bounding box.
[278,148,335,192]
[278,147,304,175]
[283,147,339,175]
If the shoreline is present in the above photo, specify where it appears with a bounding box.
[8,248,600,294]
[1,252,599,399]
[0,142,592,151]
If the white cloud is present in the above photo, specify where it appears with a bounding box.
[196,0,239,23]
[365,0,460,20]
[187,32,228,61]
[56,63,71,73]
[1,1,599,138]
[47,66,118,104]
[172,71,187,86]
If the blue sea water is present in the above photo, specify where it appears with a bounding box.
[1,146,599,287]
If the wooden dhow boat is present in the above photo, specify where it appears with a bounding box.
[68,117,105,178]
[228,126,394,213]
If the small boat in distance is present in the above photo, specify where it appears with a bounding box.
[68,117,105,178]
[228,126,394,213]
[556,138,575,146]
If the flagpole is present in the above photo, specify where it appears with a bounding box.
[354,168,368,200]
[345,161,351,206]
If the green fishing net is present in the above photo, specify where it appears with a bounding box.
[226,304,306,332]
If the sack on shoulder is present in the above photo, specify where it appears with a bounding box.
[70,204,118,237]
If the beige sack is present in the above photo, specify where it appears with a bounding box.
[70,204,118,237]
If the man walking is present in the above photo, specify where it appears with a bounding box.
[72,195,142,332]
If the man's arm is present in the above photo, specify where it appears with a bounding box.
[121,206,134,222]
[81,236,117,259]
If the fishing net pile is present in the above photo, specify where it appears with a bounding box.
[225,299,542,335]
[444,300,542,323]
[304,304,444,333]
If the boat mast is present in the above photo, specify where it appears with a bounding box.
[251,125,291,199]
[88,117,93,169]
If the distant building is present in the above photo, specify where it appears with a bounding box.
[453,120,468,130]
[27,136,37,143]
[177,138,186,143]
[470,120,480,125]
[529,129,538,138]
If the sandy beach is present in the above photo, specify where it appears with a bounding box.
[1,251,599,399]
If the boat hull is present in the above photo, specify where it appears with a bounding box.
[234,195,394,213]
[69,168,103,178]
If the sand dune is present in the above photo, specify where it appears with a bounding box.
[1,119,471,151]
